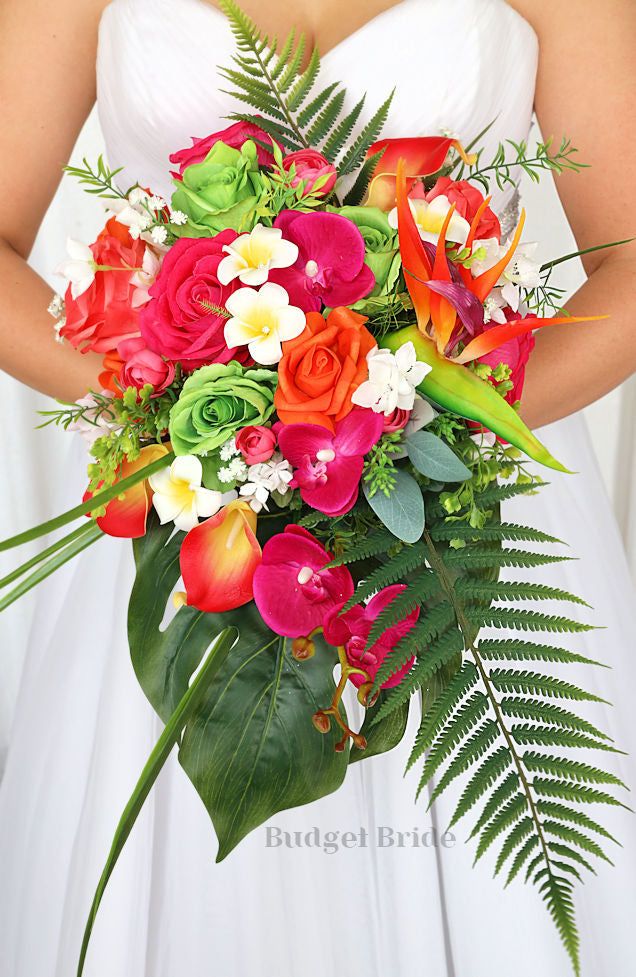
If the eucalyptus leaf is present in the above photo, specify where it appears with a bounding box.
[363,469,425,543]
[406,431,471,482]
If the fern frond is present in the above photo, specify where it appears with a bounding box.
[541,875,580,974]
[297,81,340,128]
[443,547,573,570]
[500,697,612,742]
[489,669,607,703]
[286,47,320,110]
[532,778,629,808]
[477,638,602,668]
[431,522,562,545]
[365,572,443,648]
[341,544,428,612]
[457,580,590,608]
[426,719,500,805]
[467,607,595,634]
[522,752,627,788]
[407,661,479,769]
[325,528,395,567]
[474,793,527,862]
[322,96,365,161]
[338,91,394,175]
[416,693,490,792]
[342,148,385,206]
[542,820,613,865]
[511,724,620,753]
[505,833,540,885]
[536,800,620,844]
[305,89,346,146]
[495,817,535,875]
[449,746,513,827]
[469,770,521,839]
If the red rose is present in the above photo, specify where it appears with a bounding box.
[139,231,251,371]
[60,218,144,354]
[118,337,175,395]
[170,120,278,177]
[235,425,277,465]
[426,177,501,241]
[282,150,337,197]
[383,407,411,433]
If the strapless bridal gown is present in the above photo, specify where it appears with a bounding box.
[1,1,635,975]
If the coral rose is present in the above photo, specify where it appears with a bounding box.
[426,176,501,241]
[274,307,377,431]
[61,218,145,354]
[139,231,251,371]
[235,425,277,465]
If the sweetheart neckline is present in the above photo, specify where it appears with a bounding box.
[99,0,538,62]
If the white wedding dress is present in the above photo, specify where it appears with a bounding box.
[1,1,635,975]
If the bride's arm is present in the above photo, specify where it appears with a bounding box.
[509,0,636,429]
[0,0,107,402]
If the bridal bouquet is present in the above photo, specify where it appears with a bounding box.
[1,2,627,973]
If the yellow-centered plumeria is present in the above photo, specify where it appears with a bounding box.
[217,223,299,286]
[148,455,236,532]
[388,194,470,246]
[224,281,306,365]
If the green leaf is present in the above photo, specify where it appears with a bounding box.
[128,514,349,860]
[406,431,471,482]
[349,692,409,764]
[363,469,425,543]
[77,626,238,977]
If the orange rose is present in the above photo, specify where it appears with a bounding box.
[275,307,377,431]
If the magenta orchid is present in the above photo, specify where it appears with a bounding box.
[268,211,375,312]
[278,408,384,517]
[323,584,419,689]
[252,525,354,638]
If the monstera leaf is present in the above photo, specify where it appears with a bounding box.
[128,512,350,859]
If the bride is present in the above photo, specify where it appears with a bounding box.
[1,0,635,974]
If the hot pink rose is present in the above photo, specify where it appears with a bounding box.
[170,120,278,177]
[139,231,251,371]
[117,337,175,396]
[61,218,144,355]
[282,150,338,197]
[235,425,277,465]
[426,176,501,241]
[323,584,419,689]
[478,323,536,405]
[383,407,411,433]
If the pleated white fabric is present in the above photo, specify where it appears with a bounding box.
[1,1,635,975]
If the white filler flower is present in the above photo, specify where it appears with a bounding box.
[218,224,299,287]
[352,342,431,415]
[224,282,305,365]
[149,455,236,532]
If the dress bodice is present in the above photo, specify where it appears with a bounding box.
[97,0,538,204]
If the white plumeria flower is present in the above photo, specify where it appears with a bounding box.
[55,239,96,298]
[148,455,236,533]
[388,195,470,246]
[471,239,541,315]
[224,282,305,365]
[352,342,431,415]
[218,224,299,287]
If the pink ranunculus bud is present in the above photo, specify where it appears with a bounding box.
[235,425,277,465]
[118,337,175,396]
[383,406,411,433]
[282,150,338,198]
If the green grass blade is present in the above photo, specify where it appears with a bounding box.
[0,451,173,552]
[0,521,96,589]
[76,626,238,977]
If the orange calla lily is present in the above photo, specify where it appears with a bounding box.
[366,135,477,209]
[83,443,170,539]
[179,500,262,613]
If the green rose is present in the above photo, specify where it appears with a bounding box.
[171,140,265,237]
[169,362,277,456]
[331,205,401,297]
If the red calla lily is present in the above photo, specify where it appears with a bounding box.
[83,443,170,539]
[367,135,477,209]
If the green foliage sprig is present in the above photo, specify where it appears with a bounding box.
[456,136,586,192]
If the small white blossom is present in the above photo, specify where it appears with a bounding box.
[150,225,168,246]
[238,455,294,513]
[128,187,150,205]
[471,238,541,315]
[219,437,241,461]
[239,480,271,513]
[352,342,431,415]
[147,195,167,211]
[53,316,66,343]
[47,293,65,319]
[128,224,142,240]
[483,290,508,325]
[217,466,236,484]
[228,457,248,481]
[170,210,189,226]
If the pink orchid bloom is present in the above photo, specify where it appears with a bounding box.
[252,525,354,638]
[278,408,384,517]
[323,584,419,689]
[269,211,375,312]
